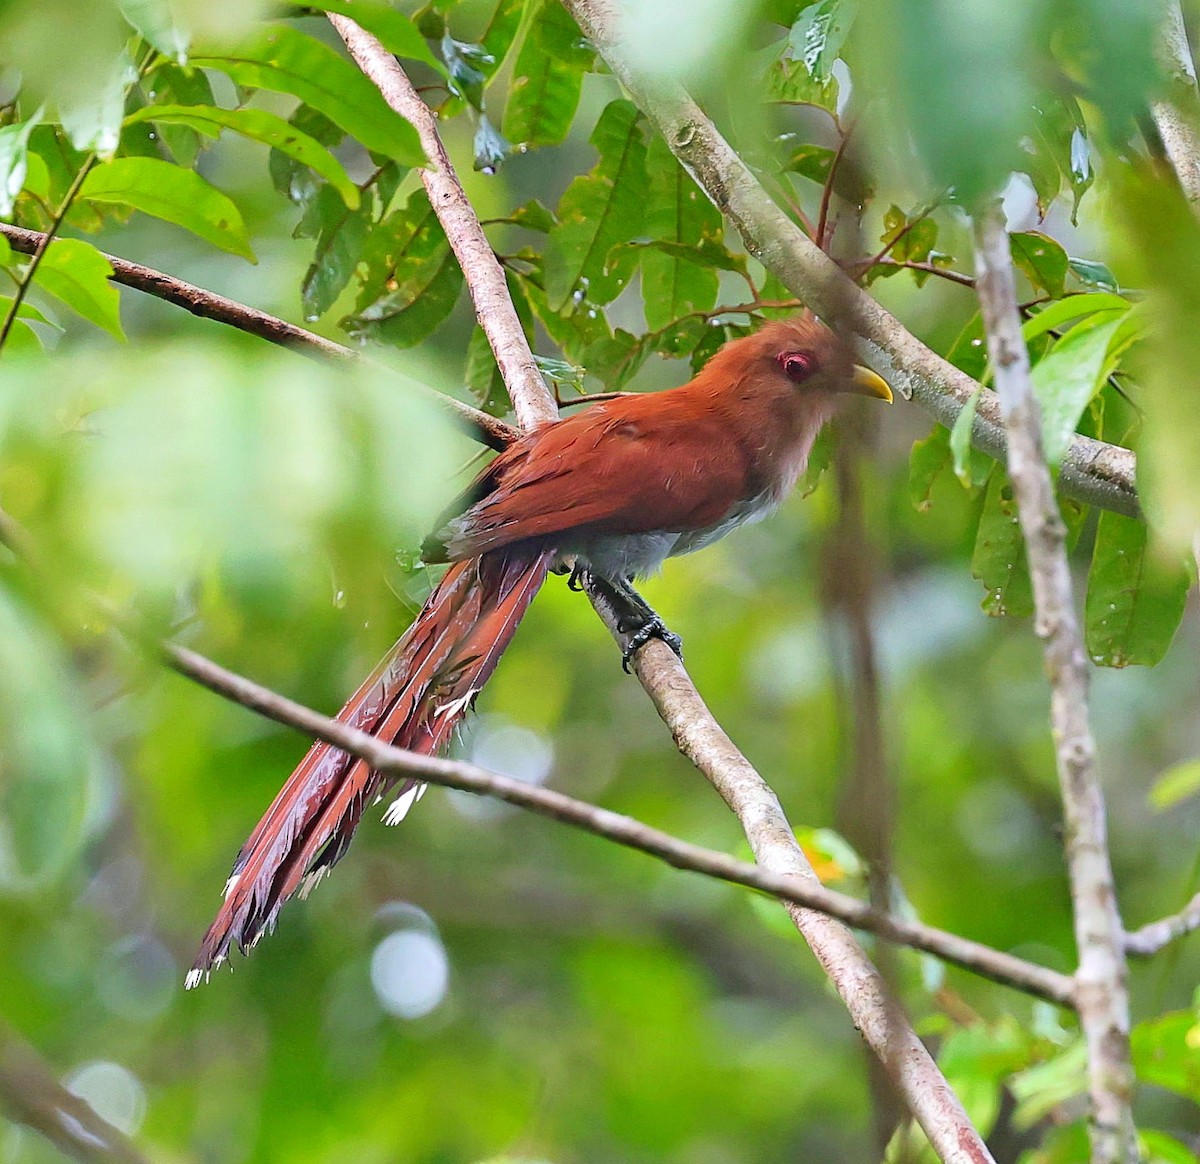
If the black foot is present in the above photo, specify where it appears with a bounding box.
[566,561,587,591]
[621,618,684,673]
[574,569,684,672]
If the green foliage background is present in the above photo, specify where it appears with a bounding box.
[0,0,1199,1161]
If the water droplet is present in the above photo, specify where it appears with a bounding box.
[970,338,983,347]
[334,589,346,609]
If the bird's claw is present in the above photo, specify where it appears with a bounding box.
[621,618,684,673]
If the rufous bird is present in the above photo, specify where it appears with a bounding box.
[188,314,891,983]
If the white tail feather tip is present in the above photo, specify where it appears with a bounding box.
[383,782,427,825]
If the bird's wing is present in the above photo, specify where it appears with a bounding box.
[427,397,752,561]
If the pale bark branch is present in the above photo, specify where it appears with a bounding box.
[563,0,1138,521]
[0,221,518,452]
[585,589,1000,1164]
[1125,890,1200,957]
[1152,1,1200,207]
[0,1021,150,1164]
[972,202,1135,1164]
[148,635,1071,1006]
[334,29,999,1164]
[328,14,557,431]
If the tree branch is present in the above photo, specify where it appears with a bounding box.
[152,634,1074,1007]
[972,201,1135,1164]
[334,29,1000,1164]
[1125,890,1200,957]
[584,587,1000,1164]
[0,1020,150,1164]
[0,222,518,452]
[327,14,557,431]
[563,0,1139,521]
[1152,1,1200,207]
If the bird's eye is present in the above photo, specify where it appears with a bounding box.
[778,350,818,384]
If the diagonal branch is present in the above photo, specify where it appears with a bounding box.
[0,221,517,452]
[328,14,556,431]
[150,634,1073,1005]
[1125,889,1200,957]
[973,201,1135,1164]
[0,1020,150,1164]
[332,23,998,1164]
[1151,1,1200,207]
[563,0,1138,521]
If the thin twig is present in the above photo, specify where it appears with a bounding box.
[816,119,854,251]
[328,14,556,431]
[851,258,976,289]
[1125,891,1200,957]
[0,1020,150,1164]
[972,201,1135,1164]
[0,222,518,452]
[0,157,95,352]
[564,0,1139,521]
[148,633,1075,1006]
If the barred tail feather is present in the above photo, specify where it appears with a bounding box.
[189,548,553,983]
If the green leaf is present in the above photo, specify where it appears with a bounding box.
[1084,511,1191,668]
[1149,759,1200,810]
[1010,230,1069,298]
[60,52,136,158]
[294,2,445,73]
[641,134,721,330]
[765,56,839,114]
[301,185,374,319]
[544,100,648,310]
[1069,257,1119,292]
[480,0,526,81]
[347,188,463,346]
[35,238,125,339]
[0,112,40,218]
[192,26,425,167]
[1030,314,1127,465]
[118,0,189,60]
[788,0,858,80]
[1132,1012,1200,1101]
[0,236,11,267]
[502,0,594,148]
[783,142,834,184]
[950,386,988,487]
[971,470,1033,618]
[126,104,361,208]
[137,62,215,167]
[1021,293,1130,345]
[1027,93,1093,221]
[908,425,952,511]
[1138,1130,1198,1164]
[80,157,255,261]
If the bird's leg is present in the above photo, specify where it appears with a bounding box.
[582,571,684,672]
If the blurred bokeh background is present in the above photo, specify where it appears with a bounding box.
[1,0,1199,1161]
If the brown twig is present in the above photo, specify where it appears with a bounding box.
[0,222,518,452]
[973,201,1135,1164]
[852,258,976,289]
[816,119,855,251]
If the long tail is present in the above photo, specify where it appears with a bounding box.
[188,547,553,983]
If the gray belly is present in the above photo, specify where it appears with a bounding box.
[567,491,782,581]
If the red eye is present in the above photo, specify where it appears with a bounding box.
[778,350,818,384]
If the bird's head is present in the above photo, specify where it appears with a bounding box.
[719,314,893,405]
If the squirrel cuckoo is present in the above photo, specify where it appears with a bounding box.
[188,315,891,983]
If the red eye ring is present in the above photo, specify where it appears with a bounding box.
[778,350,817,384]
